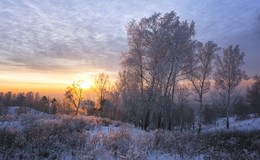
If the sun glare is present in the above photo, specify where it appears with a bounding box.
[81,80,92,89]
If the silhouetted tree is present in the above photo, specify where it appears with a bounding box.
[25,91,34,108]
[40,96,49,113]
[16,93,26,107]
[247,75,260,116]
[234,97,249,119]
[4,91,12,106]
[93,73,110,111]
[51,98,57,115]
[202,105,217,124]
[65,81,84,116]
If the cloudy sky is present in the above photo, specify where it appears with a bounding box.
[0,0,259,96]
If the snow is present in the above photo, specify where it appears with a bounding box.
[204,116,260,132]
[0,110,259,159]
[7,106,19,115]
[6,106,47,115]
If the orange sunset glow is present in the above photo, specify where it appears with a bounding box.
[1,1,260,159]
[1,65,117,97]
[0,0,259,99]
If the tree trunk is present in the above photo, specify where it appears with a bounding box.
[226,107,230,129]
[227,89,231,129]
[198,95,203,134]
[75,107,79,116]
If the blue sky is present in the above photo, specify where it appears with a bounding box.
[0,0,259,93]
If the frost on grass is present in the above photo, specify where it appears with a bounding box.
[0,114,259,159]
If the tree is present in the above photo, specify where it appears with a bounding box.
[186,41,218,133]
[25,91,35,108]
[16,92,26,107]
[40,96,50,113]
[65,81,84,116]
[120,11,195,130]
[174,84,194,132]
[202,105,217,124]
[234,96,249,119]
[4,91,12,107]
[247,75,260,116]
[51,98,57,115]
[93,73,110,111]
[214,45,247,129]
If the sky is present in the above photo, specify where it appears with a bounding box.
[0,0,259,97]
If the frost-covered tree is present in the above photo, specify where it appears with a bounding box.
[214,45,246,129]
[94,73,110,110]
[65,81,84,116]
[121,11,195,130]
[186,41,218,133]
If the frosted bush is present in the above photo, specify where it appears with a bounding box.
[103,129,131,156]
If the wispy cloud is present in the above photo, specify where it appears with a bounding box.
[0,0,259,75]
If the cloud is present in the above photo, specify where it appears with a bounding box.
[256,14,260,40]
[0,0,127,72]
[0,0,259,75]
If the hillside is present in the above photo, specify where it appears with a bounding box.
[0,109,259,160]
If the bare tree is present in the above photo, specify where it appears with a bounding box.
[186,41,218,133]
[94,73,110,110]
[65,80,84,116]
[214,45,246,129]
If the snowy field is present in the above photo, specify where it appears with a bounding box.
[0,107,259,160]
[204,116,260,132]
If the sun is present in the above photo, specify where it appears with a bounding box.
[80,80,92,89]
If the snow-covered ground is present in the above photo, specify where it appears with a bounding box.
[0,108,259,159]
[6,106,47,115]
[204,116,260,132]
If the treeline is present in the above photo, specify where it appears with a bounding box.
[0,91,57,115]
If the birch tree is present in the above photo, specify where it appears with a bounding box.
[121,11,195,130]
[187,41,218,133]
[214,45,246,129]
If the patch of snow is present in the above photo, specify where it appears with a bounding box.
[7,106,20,115]
[204,116,260,132]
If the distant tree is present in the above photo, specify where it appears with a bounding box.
[202,105,217,124]
[234,96,249,119]
[173,84,194,131]
[33,92,41,110]
[214,45,247,129]
[16,92,26,107]
[0,93,5,115]
[247,75,260,116]
[186,41,218,133]
[65,81,84,116]
[107,85,122,120]
[40,96,50,113]
[0,103,6,115]
[25,91,35,108]
[4,91,12,106]
[51,98,57,115]
[93,73,110,111]
[0,92,3,104]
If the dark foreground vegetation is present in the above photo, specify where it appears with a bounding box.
[0,114,259,160]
